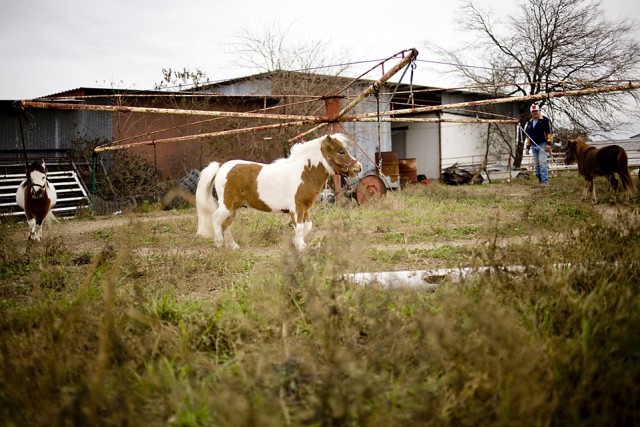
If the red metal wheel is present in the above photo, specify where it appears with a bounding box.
[356,175,387,205]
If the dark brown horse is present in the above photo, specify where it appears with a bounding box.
[564,136,635,204]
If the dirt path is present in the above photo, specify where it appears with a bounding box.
[2,200,633,258]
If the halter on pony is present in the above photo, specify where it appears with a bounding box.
[196,133,362,250]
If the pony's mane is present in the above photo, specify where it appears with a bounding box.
[28,161,47,174]
[287,133,351,160]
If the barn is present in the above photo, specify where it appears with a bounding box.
[201,70,520,181]
[0,88,280,215]
[1,70,520,216]
[0,88,281,177]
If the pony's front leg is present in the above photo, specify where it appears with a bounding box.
[589,180,597,204]
[581,181,589,200]
[27,218,37,240]
[303,221,312,238]
[34,222,43,241]
[292,222,307,251]
[301,210,312,238]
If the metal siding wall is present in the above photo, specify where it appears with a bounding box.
[114,111,233,179]
[0,108,112,162]
[75,109,112,143]
[215,80,272,96]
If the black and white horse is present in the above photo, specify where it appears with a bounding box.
[15,161,57,240]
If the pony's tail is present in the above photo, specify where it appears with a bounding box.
[196,162,221,238]
[618,151,636,194]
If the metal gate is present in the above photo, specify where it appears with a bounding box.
[0,163,91,218]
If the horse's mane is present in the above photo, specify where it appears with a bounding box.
[287,134,351,161]
[288,136,323,160]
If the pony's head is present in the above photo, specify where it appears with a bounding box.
[27,160,48,198]
[563,135,585,165]
[320,134,362,178]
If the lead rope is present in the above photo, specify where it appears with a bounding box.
[16,105,30,173]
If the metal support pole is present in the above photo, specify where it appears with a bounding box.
[324,96,344,197]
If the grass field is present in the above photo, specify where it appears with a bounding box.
[1,171,639,426]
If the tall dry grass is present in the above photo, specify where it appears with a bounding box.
[1,172,639,426]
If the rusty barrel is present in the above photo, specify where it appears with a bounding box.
[375,151,400,187]
[398,158,418,184]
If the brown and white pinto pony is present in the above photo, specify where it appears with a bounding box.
[564,136,635,204]
[15,161,57,241]
[196,133,362,250]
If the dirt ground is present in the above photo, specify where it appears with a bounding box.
[1,181,635,263]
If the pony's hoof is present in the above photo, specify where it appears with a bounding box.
[227,243,240,250]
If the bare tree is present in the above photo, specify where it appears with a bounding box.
[230,20,351,76]
[154,67,210,92]
[432,0,640,167]
[222,21,356,153]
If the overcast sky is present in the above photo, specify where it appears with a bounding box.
[1,0,638,137]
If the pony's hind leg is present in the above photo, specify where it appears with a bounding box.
[212,209,228,248]
[589,180,597,204]
[222,214,239,250]
[608,175,619,204]
[212,207,238,249]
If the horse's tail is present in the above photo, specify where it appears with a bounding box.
[196,161,221,238]
[618,149,636,194]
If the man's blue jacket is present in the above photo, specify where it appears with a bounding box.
[524,114,553,148]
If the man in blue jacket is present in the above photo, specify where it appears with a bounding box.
[524,104,554,186]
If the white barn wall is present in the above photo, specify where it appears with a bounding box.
[404,120,440,179]
[440,113,489,170]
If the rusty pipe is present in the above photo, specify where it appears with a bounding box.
[20,100,322,122]
[93,120,312,152]
[348,81,640,119]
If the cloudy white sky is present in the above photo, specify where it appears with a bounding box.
[1,0,638,102]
